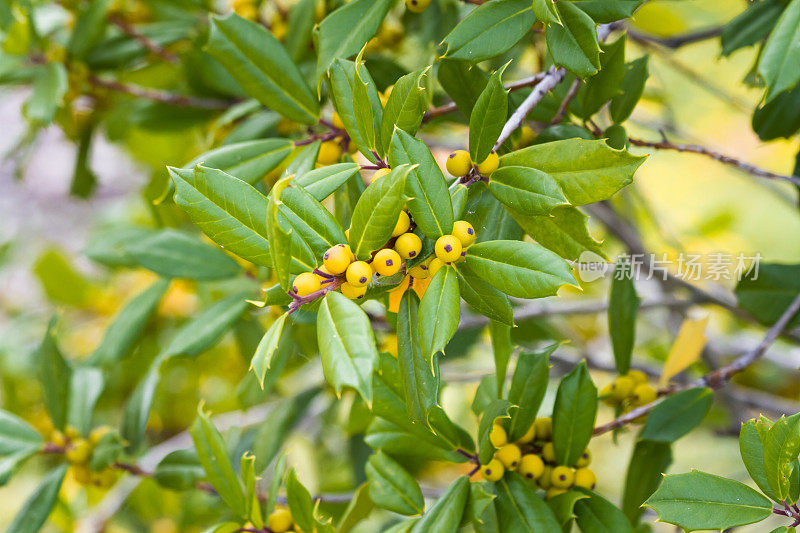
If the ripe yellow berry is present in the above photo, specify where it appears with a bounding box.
[346,261,373,287]
[574,449,591,468]
[372,167,391,184]
[340,282,367,300]
[518,125,536,147]
[51,430,67,448]
[519,454,545,481]
[627,369,648,385]
[489,424,508,448]
[538,466,553,489]
[435,235,462,263]
[66,439,92,464]
[394,232,422,260]
[332,111,345,130]
[392,211,411,237]
[481,458,504,482]
[600,383,620,406]
[428,257,445,277]
[541,442,556,464]
[452,220,475,248]
[495,444,521,470]
[73,464,92,485]
[551,466,574,489]
[372,249,402,276]
[518,424,536,444]
[323,244,354,275]
[573,467,597,490]
[546,487,567,500]
[292,272,319,297]
[317,140,342,165]
[408,263,430,279]
[446,150,472,177]
[65,426,80,440]
[611,375,635,400]
[534,417,552,441]
[632,384,658,406]
[477,151,499,176]
[405,0,431,13]
[267,507,294,533]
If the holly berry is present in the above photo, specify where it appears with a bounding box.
[332,111,345,130]
[405,0,431,13]
[518,423,536,444]
[372,167,391,184]
[435,235,462,263]
[611,375,636,400]
[267,507,294,533]
[293,272,320,296]
[632,383,658,406]
[519,454,545,481]
[550,466,574,489]
[574,467,597,490]
[346,261,373,287]
[66,439,92,464]
[538,465,553,489]
[446,150,472,177]
[392,211,411,237]
[574,449,592,468]
[489,424,507,448]
[372,249,402,276]
[534,417,552,440]
[541,442,556,464]
[452,220,475,248]
[394,232,422,260]
[495,443,521,470]
[318,140,342,165]
[546,487,567,500]
[477,151,499,176]
[428,257,445,277]
[341,282,367,300]
[627,369,648,385]
[323,244,354,275]
[481,458,504,482]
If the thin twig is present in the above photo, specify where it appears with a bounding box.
[108,14,179,64]
[550,78,581,125]
[88,75,233,110]
[626,26,723,49]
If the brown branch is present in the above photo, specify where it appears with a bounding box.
[626,26,723,49]
[550,78,582,126]
[108,14,179,64]
[88,75,234,110]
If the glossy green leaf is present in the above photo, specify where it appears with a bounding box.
[721,0,784,56]
[573,488,634,533]
[185,139,293,185]
[532,0,560,24]
[464,482,497,528]
[67,0,111,59]
[418,265,460,359]
[163,293,248,358]
[478,400,513,465]
[469,67,508,164]
[442,0,536,63]
[489,321,512,398]
[758,0,800,102]
[764,414,800,501]
[279,183,347,259]
[500,139,646,205]
[508,205,604,262]
[338,483,375,533]
[410,475,469,533]
[295,162,362,201]
[609,259,639,374]
[285,0,316,61]
[250,313,288,388]
[546,1,601,78]
[437,59,488,119]
[580,35,626,119]
[546,490,588,526]
[287,468,315,532]
[36,319,71,430]
[488,166,568,216]
[380,68,429,152]
[640,387,713,443]
[354,56,382,157]
[571,0,644,23]
[507,345,555,441]
[496,474,562,531]
[740,418,780,501]
[153,449,204,491]
[317,292,379,403]
[609,56,649,123]
[67,366,104,435]
[465,240,576,299]
[89,430,125,471]
[253,390,318,472]
[644,471,772,531]
[752,84,800,141]
[398,291,439,425]
[622,440,672,525]
[267,175,295,289]
[735,263,800,328]
[205,13,318,124]
[552,361,597,466]
[328,59,382,163]
[0,410,43,456]
[454,263,513,326]
[6,464,67,533]
[388,129,454,239]
[462,183,524,243]
[23,62,67,125]
[367,451,425,516]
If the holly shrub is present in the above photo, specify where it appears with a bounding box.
[3,0,800,532]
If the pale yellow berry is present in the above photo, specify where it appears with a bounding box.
[394,232,422,260]
[445,150,472,177]
[292,272,319,297]
[267,507,294,533]
[477,151,499,176]
[435,235,462,263]
[551,466,574,489]
[519,454,545,481]
[495,444,522,470]
[573,467,597,490]
[346,261,373,288]
[392,211,411,237]
[372,249,402,276]
[317,140,342,165]
[489,424,507,448]
[452,220,475,248]
[481,458,504,482]
[340,282,367,300]
[323,244,354,275]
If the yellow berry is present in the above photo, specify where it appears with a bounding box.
[435,235,462,262]
[346,261,373,288]
[627,369,648,385]
[405,0,431,13]
[323,244,354,275]
[518,125,536,147]
[519,454,545,481]
[573,467,596,490]
[267,507,294,533]
[495,444,521,470]
[534,417,552,441]
[51,430,67,448]
[372,249,402,276]
[551,466,574,489]
[446,150,472,177]
[408,263,430,279]
[340,282,367,300]
[394,232,422,260]
[541,442,556,464]
[428,257,445,277]
[73,464,92,485]
[599,383,620,406]
[538,465,553,489]
[292,272,319,297]
[481,458,504,482]
[611,375,636,400]
[372,167,391,184]
[489,424,507,448]
[477,151,499,176]
[518,424,536,444]
[574,449,592,468]
[332,112,345,130]
[65,426,80,440]
[88,426,111,446]
[452,220,475,248]
[318,140,342,165]
[546,487,567,500]
[66,439,92,464]
[392,211,411,237]
[632,384,658,406]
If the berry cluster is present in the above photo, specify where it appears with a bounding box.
[446,149,500,184]
[51,425,117,488]
[600,369,658,416]
[266,506,299,532]
[481,417,597,499]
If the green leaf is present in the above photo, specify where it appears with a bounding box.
[571,0,644,23]
[338,483,375,533]
[89,430,125,471]
[24,62,67,125]
[205,13,318,124]
[348,164,410,260]
[313,0,392,86]
[67,366,104,435]
[622,440,672,525]
[366,451,425,516]
[758,0,800,102]
[721,0,784,56]
[0,410,43,456]
[478,400,513,464]
[398,291,439,426]
[285,0,316,61]
[609,56,649,124]
[753,84,800,141]
[410,475,470,533]
[6,464,67,533]
[36,319,71,430]
[241,453,263,528]
[169,166,271,267]
[267,175,295,289]
[125,229,241,281]
[185,139,293,185]
[609,259,639,374]
[640,387,713,443]
[380,68,429,153]
[295,162,362,201]
[317,292,379,404]
[253,390,318,472]
[547,490,589,526]
[442,0,536,63]
[464,482,497,528]
[279,183,347,260]
[163,294,249,358]
[496,474,562,531]
[437,59,488,119]
[735,263,800,328]
[500,139,645,205]
[508,205,604,262]
[552,361,597,466]
[250,313,289,388]
[67,0,111,59]
[469,66,508,164]
[740,418,780,501]
[546,1,601,78]
[287,468,315,532]
[580,35,627,119]
[644,471,773,531]
[573,487,634,533]
[465,240,576,299]
[89,278,169,365]
[388,129,454,239]
[328,59,382,163]
[764,414,800,501]
[532,0,560,24]
[0,450,39,488]
[190,408,247,518]
[354,55,383,157]
[418,265,460,359]
[454,263,514,326]
[488,166,568,216]
[462,183,524,243]
[487,322,511,400]
[507,345,554,441]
